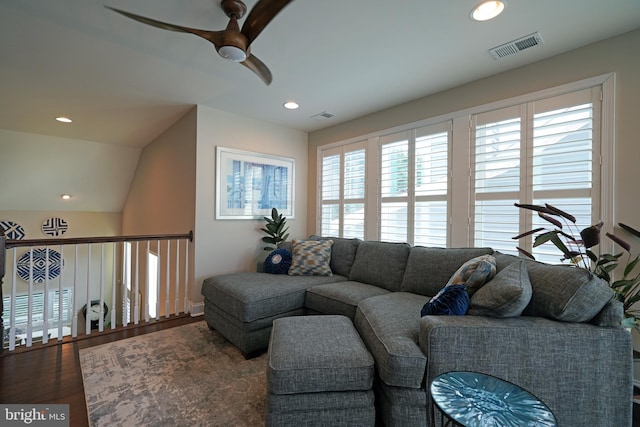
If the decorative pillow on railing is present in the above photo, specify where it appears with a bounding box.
[288,239,334,276]
[421,284,469,316]
[468,260,532,317]
[445,254,496,296]
[264,248,292,275]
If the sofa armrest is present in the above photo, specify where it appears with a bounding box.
[419,315,632,427]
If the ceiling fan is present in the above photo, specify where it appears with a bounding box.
[105,0,293,85]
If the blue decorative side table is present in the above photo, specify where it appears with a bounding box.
[430,371,557,427]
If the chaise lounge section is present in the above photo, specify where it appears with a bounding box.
[201,237,632,426]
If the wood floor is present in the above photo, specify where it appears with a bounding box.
[0,315,201,427]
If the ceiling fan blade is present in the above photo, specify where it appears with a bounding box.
[105,6,225,48]
[241,54,273,85]
[241,0,293,46]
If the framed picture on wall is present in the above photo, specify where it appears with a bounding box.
[216,147,295,220]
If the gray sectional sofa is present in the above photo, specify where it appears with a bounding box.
[201,237,633,426]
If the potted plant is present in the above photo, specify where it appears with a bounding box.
[513,203,640,328]
[261,208,289,251]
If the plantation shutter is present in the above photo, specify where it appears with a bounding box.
[414,123,450,247]
[472,88,599,261]
[319,141,366,238]
[380,132,409,243]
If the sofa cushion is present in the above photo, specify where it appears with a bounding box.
[349,241,411,291]
[201,272,346,322]
[310,235,362,277]
[445,254,496,296]
[305,281,390,320]
[354,292,429,389]
[421,284,469,316]
[401,247,494,296]
[468,260,532,317]
[493,252,615,322]
[288,239,333,276]
[268,315,374,394]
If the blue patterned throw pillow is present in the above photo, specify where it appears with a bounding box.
[446,254,496,296]
[288,239,333,276]
[421,284,469,316]
[264,248,292,274]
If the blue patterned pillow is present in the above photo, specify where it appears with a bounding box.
[446,254,496,296]
[288,239,333,276]
[421,284,469,316]
[264,248,292,274]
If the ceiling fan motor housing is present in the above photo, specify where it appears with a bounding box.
[221,0,247,19]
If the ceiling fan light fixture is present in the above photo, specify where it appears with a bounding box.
[218,45,247,62]
[471,1,505,21]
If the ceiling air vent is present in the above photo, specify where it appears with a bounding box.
[489,32,544,60]
[310,111,335,121]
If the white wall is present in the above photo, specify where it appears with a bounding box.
[193,105,308,305]
[307,29,640,242]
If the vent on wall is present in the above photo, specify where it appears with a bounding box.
[489,32,544,59]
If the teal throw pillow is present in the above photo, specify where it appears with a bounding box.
[446,254,496,296]
[288,239,334,276]
[421,284,469,316]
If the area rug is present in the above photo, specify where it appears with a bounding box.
[79,321,267,427]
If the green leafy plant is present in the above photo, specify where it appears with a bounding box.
[261,208,289,251]
[513,203,640,328]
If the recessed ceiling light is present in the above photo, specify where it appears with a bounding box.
[471,1,505,21]
[61,194,72,200]
[56,116,72,123]
[283,101,299,110]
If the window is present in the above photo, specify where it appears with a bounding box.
[472,88,599,262]
[378,123,450,245]
[3,289,72,330]
[316,77,611,256]
[320,141,366,239]
[380,132,409,242]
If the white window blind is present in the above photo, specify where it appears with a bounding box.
[319,141,366,239]
[3,289,72,329]
[380,133,409,243]
[414,124,450,247]
[473,88,599,261]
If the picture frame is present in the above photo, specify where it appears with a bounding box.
[216,147,295,220]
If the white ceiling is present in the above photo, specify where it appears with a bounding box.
[2,0,640,148]
[1,0,640,213]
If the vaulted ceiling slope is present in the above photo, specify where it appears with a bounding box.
[1,0,639,147]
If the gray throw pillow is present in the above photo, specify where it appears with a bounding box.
[468,260,532,317]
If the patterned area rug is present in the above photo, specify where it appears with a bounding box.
[79,321,267,426]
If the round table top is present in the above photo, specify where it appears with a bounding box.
[430,371,557,427]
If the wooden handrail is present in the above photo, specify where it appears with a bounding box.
[4,230,193,249]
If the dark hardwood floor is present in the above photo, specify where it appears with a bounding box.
[0,315,201,427]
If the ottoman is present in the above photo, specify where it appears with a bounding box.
[266,315,376,427]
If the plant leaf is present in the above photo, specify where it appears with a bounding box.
[624,255,640,277]
[606,232,631,252]
[512,228,545,240]
[516,247,535,260]
[533,231,557,247]
[586,249,598,262]
[620,223,640,240]
[538,212,563,229]
[580,223,602,248]
[514,203,555,214]
[550,234,572,258]
[545,204,577,223]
